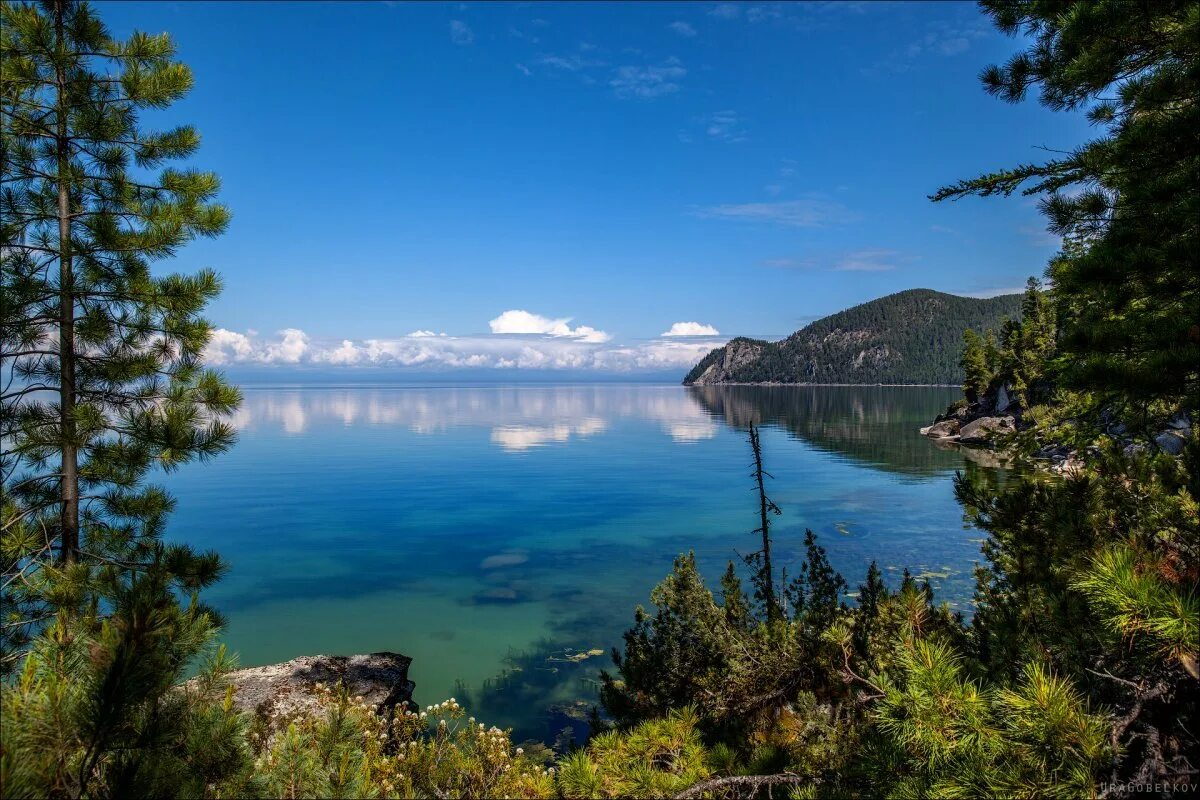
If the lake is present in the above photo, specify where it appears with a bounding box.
[165,383,1003,744]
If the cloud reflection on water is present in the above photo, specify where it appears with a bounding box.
[229,385,718,449]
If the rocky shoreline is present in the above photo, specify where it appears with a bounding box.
[919,384,1193,473]
[217,652,415,733]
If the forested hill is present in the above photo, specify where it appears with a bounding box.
[683,289,1022,386]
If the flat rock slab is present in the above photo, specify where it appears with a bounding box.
[959,415,1016,444]
[921,419,960,438]
[223,652,415,722]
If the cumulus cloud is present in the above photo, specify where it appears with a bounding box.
[204,328,255,365]
[262,328,309,363]
[488,310,610,343]
[203,313,721,373]
[662,321,720,337]
[668,20,697,37]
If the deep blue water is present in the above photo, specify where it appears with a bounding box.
[164,383,1001,743]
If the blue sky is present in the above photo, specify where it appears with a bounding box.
[98,0,1090,373]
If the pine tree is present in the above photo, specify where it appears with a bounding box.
[0,549,254,799]
[1,0,239,663]
[959,328,990,402]
[932,0,1199,422]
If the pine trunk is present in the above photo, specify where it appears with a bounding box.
[751,425,777,621]
[54,0,79,564]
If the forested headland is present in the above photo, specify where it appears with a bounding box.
[2,1,1196,798]
[683,289,1023,386]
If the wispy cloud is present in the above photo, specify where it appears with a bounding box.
[662,321,720,337]
[833,248,904,272]
[536,54,592,72]
[763,257,806,269]
[867,17,990,74]
[610,57,686,99]
[667,20,697,37]
[706,2,867,29]
[699,110,747,142]
[707,4,741,20]
[763,249,913,272]
[904,19,987,58]
[449,19,474,46]
[1019,224,1060,248]
[695,199,855,228]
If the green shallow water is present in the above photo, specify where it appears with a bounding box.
[164,383,1005,743]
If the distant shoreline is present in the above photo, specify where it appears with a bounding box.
[684,382,961,388]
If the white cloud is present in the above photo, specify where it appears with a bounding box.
[664,420,718,443]
[696,199,855,228]
[204,328,255,365]
[708,4,740,19]
[700,110,747,142]
[611,58,686,99]
[262,328,309,363]
[449,20,474,46]
[203,309,733,372]
[491,419,606,452]
[229,385,720,449]
[662,321,720,337]
[325,339,361,365]
[536,53,597,72]
[833,249,901,272]
[668,21,697,37]
[488,310,610,342]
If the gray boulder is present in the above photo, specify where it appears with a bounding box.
[1168,412,1192,431]
[221,652,415,723]
[920,419,961,438]
[1155,430,1187,456]
[959,416,1016,445]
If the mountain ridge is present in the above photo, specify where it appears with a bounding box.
[683,289,1023,386]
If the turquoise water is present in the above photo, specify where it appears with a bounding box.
[165,383,998,743]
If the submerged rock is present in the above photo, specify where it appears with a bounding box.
[222,652,415,723]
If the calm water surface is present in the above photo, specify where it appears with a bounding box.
[165,383,1003,742]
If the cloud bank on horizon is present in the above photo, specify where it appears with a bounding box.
[204,310,724,372]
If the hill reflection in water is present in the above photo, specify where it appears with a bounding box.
[688,384,970,479]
